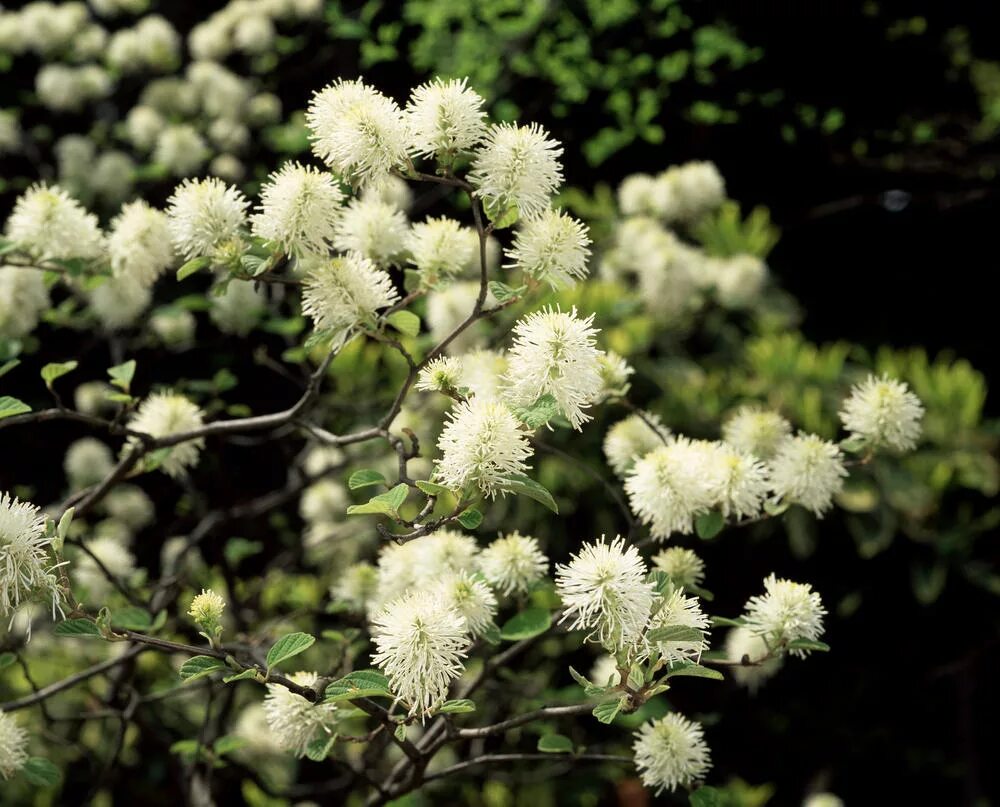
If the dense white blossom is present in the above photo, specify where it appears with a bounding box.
[710,444,771,519]
[360,173,413,212]
[108,200,174,286]
[166,177,249,260]
[89,275,152,331]
[652,547,705,591]
[306,78,410,186]
[478,531,548,596]
[332,561,378,611]
[126,393,206,477]
[504,208,591,288]
[632,713,712,793]
[252,161,344,257]
[415,356,464,393]
[724,626,783,692]
[0,265,50,339]
[596,352,635,402]
[435,571,498,638]
[210,279,267,336]
[458,348,508,399]
[769,433,847,516]
[624,438,721,540]
[299,479,349,524]
[618,173,678,219]
[743,574,826,657]
[154,125,210,176]
[405,77,487,159]
[468,123,563,221]
[434,399,533,497]
[603,412,670,477]
[64,438,114,489]
[188,588,226,631]
[0,492,60,623]
[125,105,165,151]
[556,535,655,651]
[661,161,726,221]
[36,64,112,113]
[647,588,710,665]
[263,671,339,756]
[301,252,399,342]
[5,183,105,261]
[713,254,768,309]
[722,406,792,459]
[373,529,479,610]
[839,374,924,452]
[371,589,470,715]
[331,197,409,266]
[407,217,475,283]
[0,711,29,780]
[103,485,155,531]
[502,306,603,430]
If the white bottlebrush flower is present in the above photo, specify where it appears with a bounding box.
[108,200,174,287]
[502,306,603,430]
[252,162,344,257]
[458,348,508,399]
[743,574,826,657]
[710,444,771,520]
[373,529,480,614]
[596,352,635,402]
[301,252,399,342]
[154,124,210,177]
[435,570,498,638]
[4,183,105,261]
[504,208,591,289]
[722,406,792,459]
[839,374,924,452]
[299,479,349,524]
[0,265,50,339]
[724,626,783,692]
[89,276,152,331]
[72,535,136,602]
[590,654,622,687]
[331,197,409,266]
[332,561,378,611]
[210,279,267,336]
[0,711,29,780]
[263,671,339,756]
[415,356,464,393]
[302,444,346,477]
[166,177,249,260]
[103,485,155,531]
[64,437,114,489]
[151,309,196,350]
[188,588,226,631]
[370,589,470,715]
[714,254,768,309]
[407,217,475,283]
[468,123,564,222]
[647,588,710,666]
[125,105,164,151]
[306,78,410,186]
[632,713,712,794]
[434,398,533,498]
[769,433,847,516]
[618,173,679,220]
[624,438,721,540]
[126,393,206,478]
[234,14,275,54]
[556,535,655,651]
[478,531,548,596]
[652,547,705,591]
[663,161,726,221]
[603,412,669,477]
[0,492,60,621]
[209,154,246,183]
[405,77,487,159]
[360,173,413,213]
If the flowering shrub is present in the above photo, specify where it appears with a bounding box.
[0,23,996,806]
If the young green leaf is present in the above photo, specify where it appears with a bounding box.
[223,669,261,684]
[110,607,153,631]
[178,655,227,682]
[496,473,558,513]
[0,395,31,420]
[265,632,316,669]
[0,358,21,379]
[107,359,136,392]
[415,479,453,496]
[324,670,392,702]
[511,393,560,429]
[348,469,387,490]
[176,255,212,280]
[346,483,409,518]
[40,360,78,388]
[53,619,102,638]
[646,625,706,644]
[695,510,725,540]
[499,607,552,641]
[487,280,527,304]
[592,696,627,724]
[664,662,725,681]
[21,758,62,787]
[537,734,574,753]
[457,507,483,529]
[786,638,830,652]
[437,699,476,714]
[386,310,420,337]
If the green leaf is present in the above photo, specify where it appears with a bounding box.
[324,670,392,702]
[786,638,830,652]
[346,483,408,518]
[499,607,552,641]
[305,733,338,761]
[110,606,153,631]
[457,508,483,529]
[437,699,475,714]
[56,507,74,544]
[394,723,407,742]
[21,758,61,787]
[0,652,16,670]
[710,616,747,628]
[482,622,502,645]
[213,735,248,756]
[386,310,420,337]
[537,734,574,753]
[53,619,102,638]
[0,358,21,379]
[487,281,527,304]
[348,469,386,490]
[839,435,869,454]
[177,255,212,280]
[222,669,261,684]
[592,696,627,724]
[107,360,136,392]
[695,510,725,540]
[690,786,734,807]
[511,393,561,429]
[266,632,316,669]
[763,498,790,516]
[496,473,558,513]
[178,655,226,682]
[484,198,519,229]
[415,479,453,496]
[0,395,31,420]
[40,360,78,388]
[664,662,724,681]
[224,537,263,566]
[647,625,705,644]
